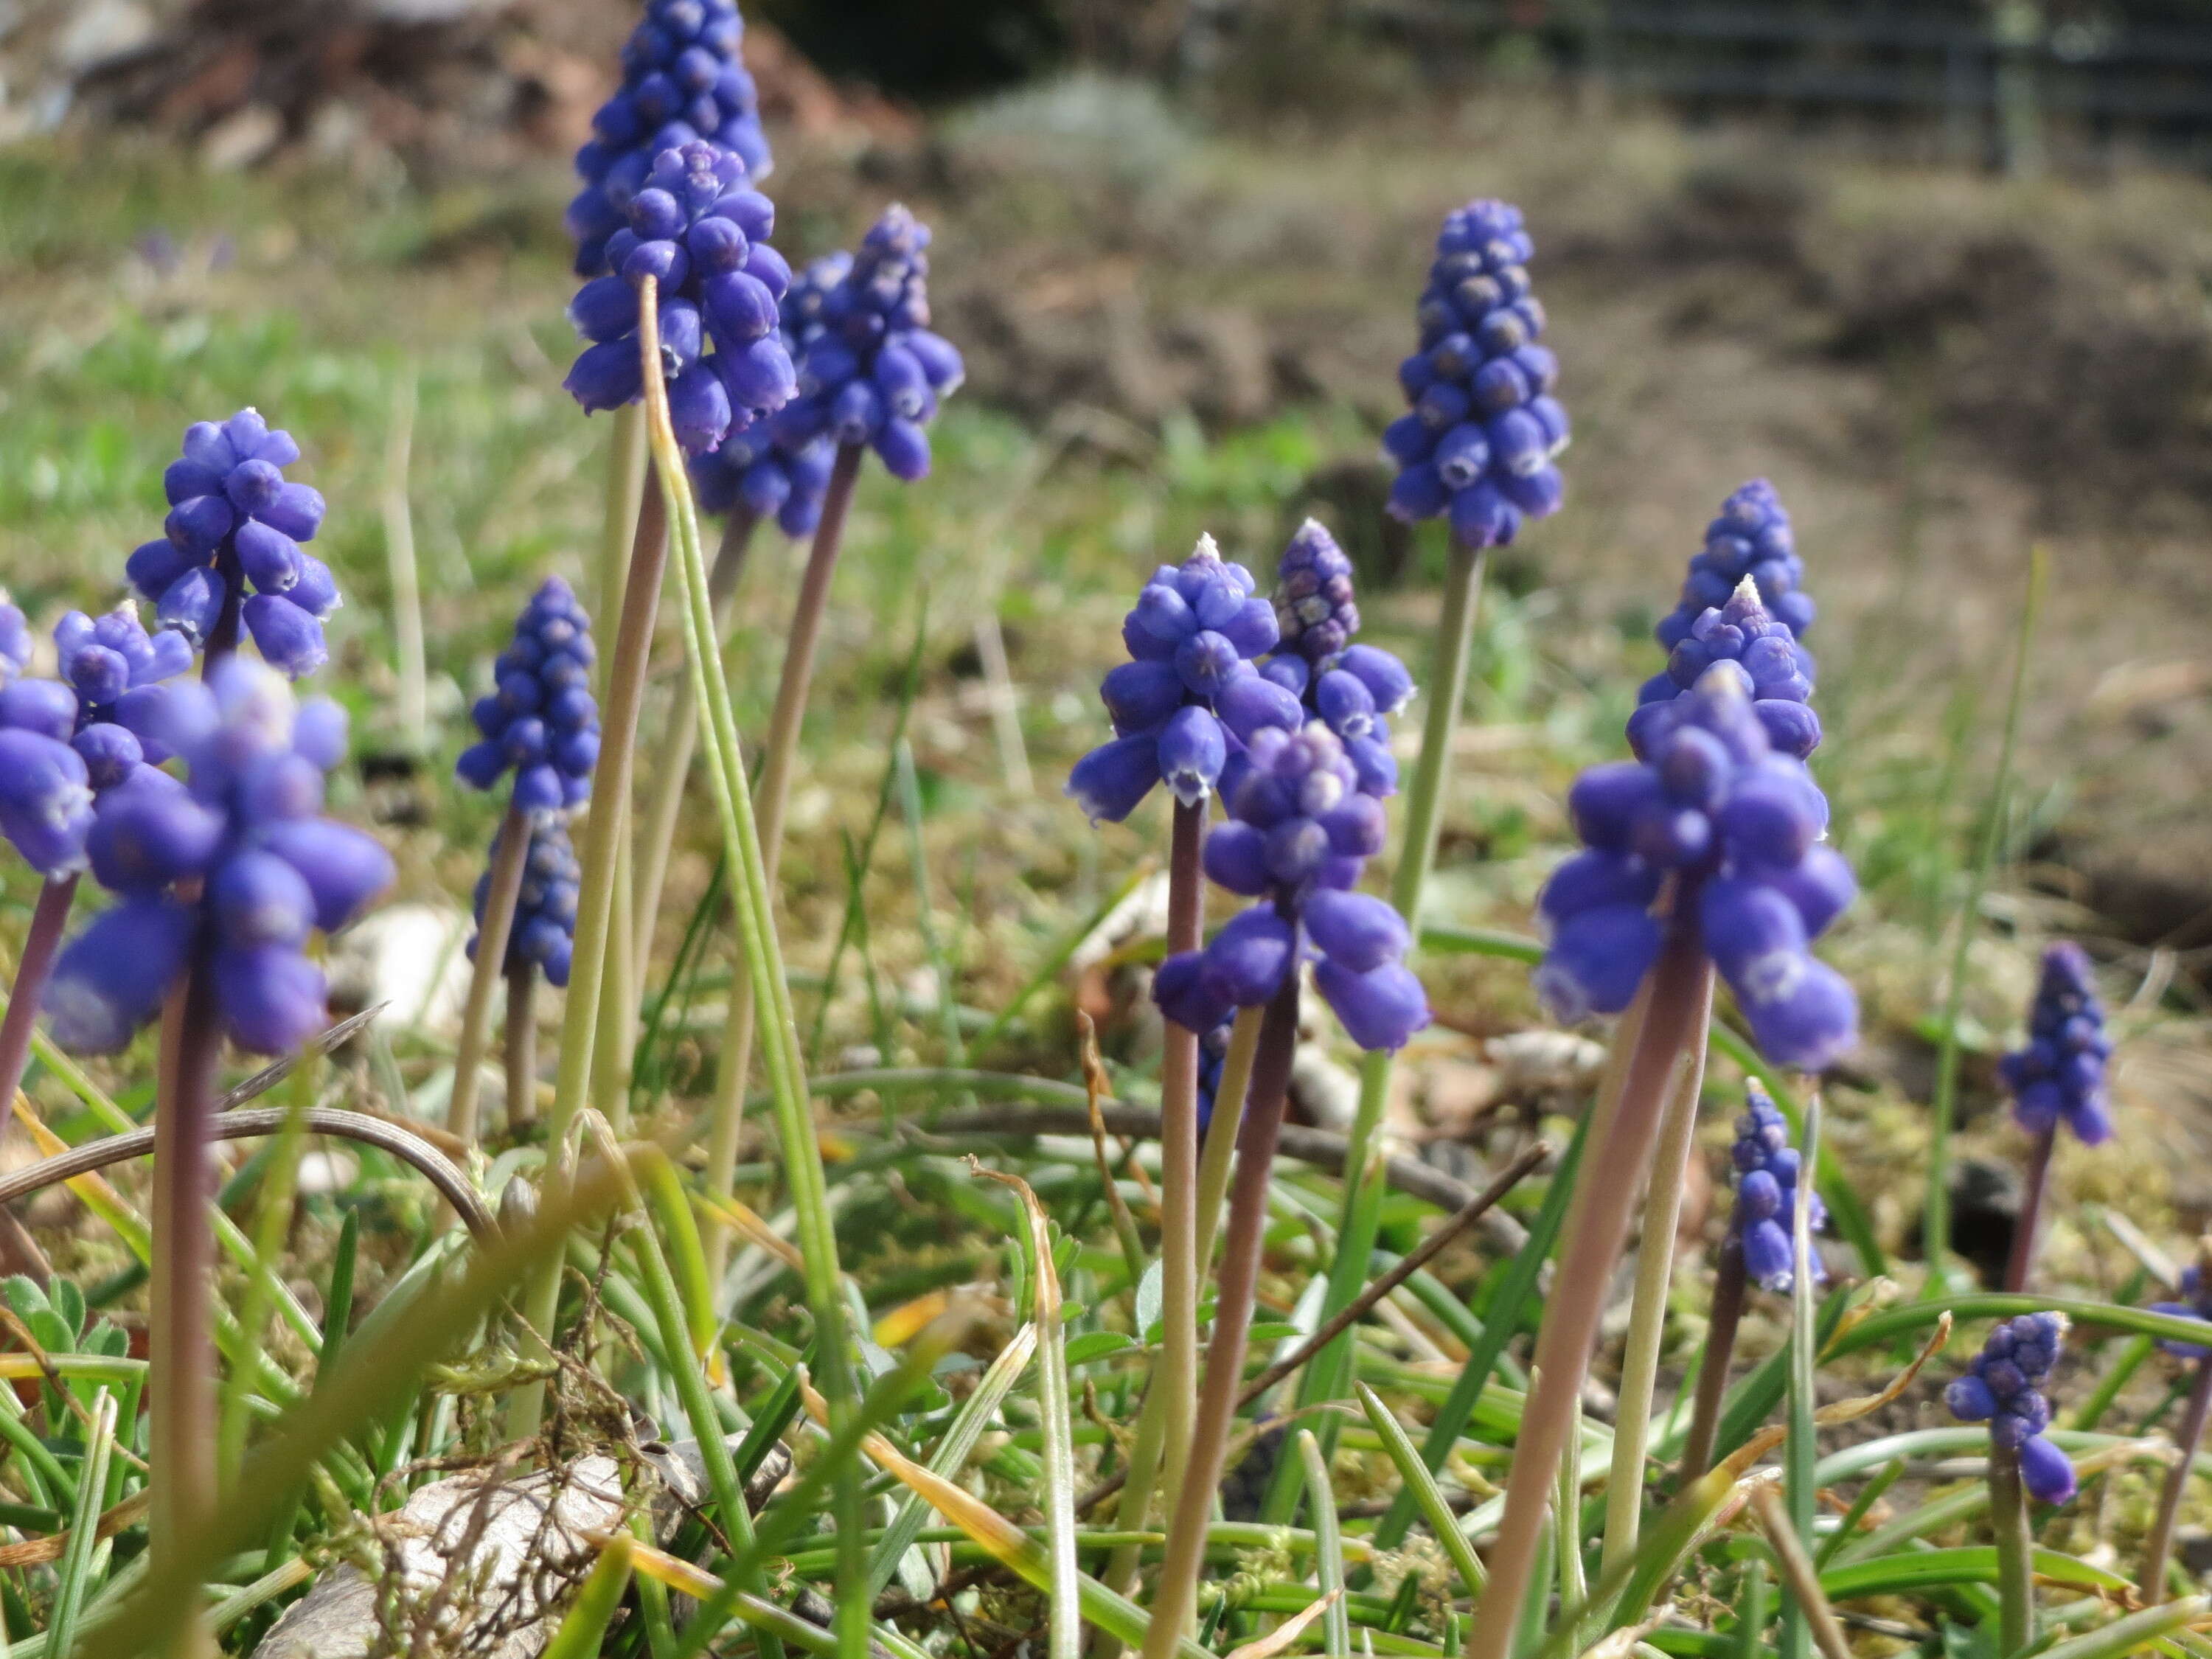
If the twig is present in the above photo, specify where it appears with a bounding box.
[1748,1484,1854,1659]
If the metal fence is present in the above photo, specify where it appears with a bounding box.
[1346,1,2212,168]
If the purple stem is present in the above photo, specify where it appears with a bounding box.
[1466,919,1715,1659]
[2003,1126,2056,1294]
[0,874,78,1284]
[504,962,538,1133]
[150,944,223,1570]
[1680,1237,1747,1481]
[1156,799,1207,1472]
[1139,973,1301,1659]
[205,545,244,669]
[2142,1355,2212,1604]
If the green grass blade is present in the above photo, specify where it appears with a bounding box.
[541,1534,637,1659]
[1816,1545,2126,1600]
[42,1388,116,1659]
[1297,1430,1352,1659]
[1357,1383,1485,1601]
[867,1324,1036,1599]
[1777,1094,1821,1659]
[894,737,965,1067]
[2034,1597,2208,1659]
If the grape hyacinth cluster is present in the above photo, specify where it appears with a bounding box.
[1067,535,1287,824]
[125,410,337,678]
[44,658,394,1055]
[0,605,198,880]
[565,140,797,457]
[472,816,581,988]
[2150,1263,2212,1360]
[1657,480,1815,647]
[566,0,771,279]
[1997,942,2113,1146]
[1632,577,1820,762]
[1384,199,1568,550]
[1153,722,1428,1054]
[1728,1085,1826,1292]
[1260,520,1415,800]
[1535,664,1857,1071]
[1944,1312,2078,1505]
[773,206,964,481]
[456,579,600,816]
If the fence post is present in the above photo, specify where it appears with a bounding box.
[1993,0,2046,177]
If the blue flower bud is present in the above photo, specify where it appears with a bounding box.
[1199,907,1298,1007]
[1304,888,1410,975]
[1315,958,1429,1051]
[44,896,195,1053]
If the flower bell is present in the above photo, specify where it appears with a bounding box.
[1945,1312,2076,1504]
[455,578,602,816]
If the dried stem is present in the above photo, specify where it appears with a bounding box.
[1602,974,1714,1572]
[703,443,863,1283]
[633,507,759,991]
[1465,922,1714,1659]
[2142,1355,2212,1604]
[0,872,79,1279]
[447,802,529,1147]
[504,963,538,1133]
[1141,975,1300,1658]
[1679,1239,1748,1482]
[2002,1126,2056,1294]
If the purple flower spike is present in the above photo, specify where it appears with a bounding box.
[1726,1084,1826,1293]
[1537,664,1859,1071]
[1261,520,1415,800]
[1947,1312,2076,1506]
[1659,480,1815,649]
[2149,1264,2212,1360]
[568,0,771,279]
[1154,721,1427,1054]
[1387,201,1565,550]
[133,411,336,678]
[456,578,601,815]
[46,658,393,1054]
[1068,535,1287,823]
[771,205,961,482]
[1997,942,2112,1147]
[565,139,794,456]
[471,817,582,988]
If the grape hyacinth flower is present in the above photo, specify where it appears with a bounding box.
[1659,480,1813,642]
[125,410,336,678]
[1999,942,2112,1146]
[566,0,771,278]
[1535,663,1858,1072]
[1153,722,1428,1054]
[1384,199,1567,550]
[472,816,580,990]
[1067,535,1288,824]
[772,206,965,482]
[565,139,798,457]
[1260,520,1416,801]
[455,578,601,816]
[1631,575,1820,762]
[44,658,393,1055]
[1728,1083,1827,1293]
[2151,1263,2212,1362]
[1945,1312,2077,1505]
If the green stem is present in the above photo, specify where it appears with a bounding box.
[1600,984,1713,1573]
[633,508,759,995]
[1926,545,2047,1287]
[637,314,861,1630]
[1464,924,1714,1659]
[1989,1443,2037,1655]
[1141,977,1300,1659]
[703,443,863,1287]
[446,802,529,1147]
[1271,544,1485,1519]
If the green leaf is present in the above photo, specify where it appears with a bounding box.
[1063,1332,1135,1368]
[1819,1546,2129,1601]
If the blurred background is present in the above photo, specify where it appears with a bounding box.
[6,0,2212,1247]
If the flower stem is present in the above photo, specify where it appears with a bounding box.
[1927,546,2047,1290]
[593,832,637,1131]
[1194,1004,1265,1267]
[2141,1355,2212,1604]
[1601,986,1713,1574]
[1989,1441,2037,1654]
[504,962,537,1131]
[2002,1126,2056,1294]
[446,802,529,1147]
[1141,976,1300,1659]
[1267,543,1486,1518]
[633,508,759,992]
[1679,1239,1747,1482]
[1464,922,1714,1659]
[150,947,223,1584]
[0,872,77,1279]
[702,443,863,1284]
